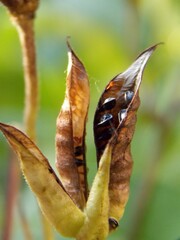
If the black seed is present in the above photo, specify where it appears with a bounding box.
[74,146,83,156]
[98,128,113,141]
[125,90,134,103]
[100,97,116,111]
[97,113,113,127]
[109,217,119,229]
[118,109,127,122]
[75,158,84,167]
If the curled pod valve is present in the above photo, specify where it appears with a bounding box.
[93,44,161,230]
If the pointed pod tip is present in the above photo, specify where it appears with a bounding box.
[137,42,164,59]
[66,36,72,53]
[66,37,79,62]
[148,42,164,50]
[117,42,162,88]
[152,41,164,48]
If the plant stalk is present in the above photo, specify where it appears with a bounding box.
[2,152,20,240]
[1,1,53,239]
[11,14,54,240]
[12,15,38,140]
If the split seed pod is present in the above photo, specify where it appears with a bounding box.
[93,44,160,230]
[0,42,160,240]
[56,40,90,209]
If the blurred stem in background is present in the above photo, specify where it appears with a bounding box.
[2,152,20,240]
[0,1,53,239]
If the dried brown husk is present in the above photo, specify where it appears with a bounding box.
[56,41,90,209]
[93,44,159,231]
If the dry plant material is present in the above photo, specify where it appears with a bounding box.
[0,123,85,238]
[0,43,159,240]
[56,41,90,209]
[0,0,39,140]
[94,44,159,230]
[0,0,39,18]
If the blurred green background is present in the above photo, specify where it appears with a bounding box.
[0,0,180,239]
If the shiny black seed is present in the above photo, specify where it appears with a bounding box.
[100,97,116,111]
[97,113,113,127]
[125,90,134,103]
[118,109,127,122]
[109,217,119,229]
[74,146,83,156]
[75,158,84,167]
[103,97,116,109]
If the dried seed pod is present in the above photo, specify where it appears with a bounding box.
[93,44,160,230]
[76,144,112,240]
[0,40,160,240]
[56,41,90,209]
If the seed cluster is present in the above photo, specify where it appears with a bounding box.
[94,88,134,160]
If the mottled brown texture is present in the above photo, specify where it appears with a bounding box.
[56,42,90,209]
[67,42,90,199]
[56,100,85,209]
[108,95,140,230]
[93,44,158,231]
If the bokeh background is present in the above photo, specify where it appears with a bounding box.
[0,0,180,239]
